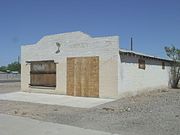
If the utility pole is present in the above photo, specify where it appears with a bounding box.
[18,56,20,64]
[130,37,133,51]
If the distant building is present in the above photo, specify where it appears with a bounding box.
[21,31,171,98]
[11,71,19,74]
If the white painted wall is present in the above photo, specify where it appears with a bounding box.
[21,31,119,98]
[118,55,171,97]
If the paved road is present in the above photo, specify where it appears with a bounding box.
[0,114,118,135]
[0,80,20,83]
[0,82,20,94]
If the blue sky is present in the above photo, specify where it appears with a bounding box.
[0,0,179,66]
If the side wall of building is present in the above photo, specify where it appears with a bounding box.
[21,32,119,98]
[118,55,171,97]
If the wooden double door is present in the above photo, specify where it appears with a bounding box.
[67,56,99,97]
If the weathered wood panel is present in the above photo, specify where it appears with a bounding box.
[67,58,75,95]
[30,61,56,87]
[30,74,56,87]
[31,61,56,73]
[67,56,99,97]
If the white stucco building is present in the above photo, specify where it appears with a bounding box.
[21,31,172,98]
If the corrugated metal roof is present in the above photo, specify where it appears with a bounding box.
[119,49,172,62]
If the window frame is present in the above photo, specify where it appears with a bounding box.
[138,59,146,70]
[162,62,165,70]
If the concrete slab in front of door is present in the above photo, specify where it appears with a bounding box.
[0,92,115,108]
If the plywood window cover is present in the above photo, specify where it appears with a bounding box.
[29,60,56,88]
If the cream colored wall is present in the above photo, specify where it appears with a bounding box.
[99,55,119,98]
[21,64,30,91]
[56,58,67,95]
[118,55,171,97]
[21,31,119,98]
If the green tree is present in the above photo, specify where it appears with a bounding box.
[165,45,180,88]
[7,61,21,73]
[0,66,7,72]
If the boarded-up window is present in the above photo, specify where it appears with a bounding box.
[162,62,165,69]
[138,59,145,69]
[30,61,56,87]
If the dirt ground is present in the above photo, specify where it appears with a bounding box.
[0,82,179,135]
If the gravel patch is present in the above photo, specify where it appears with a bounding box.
[0,83,179,135]
[0,82,20,93]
